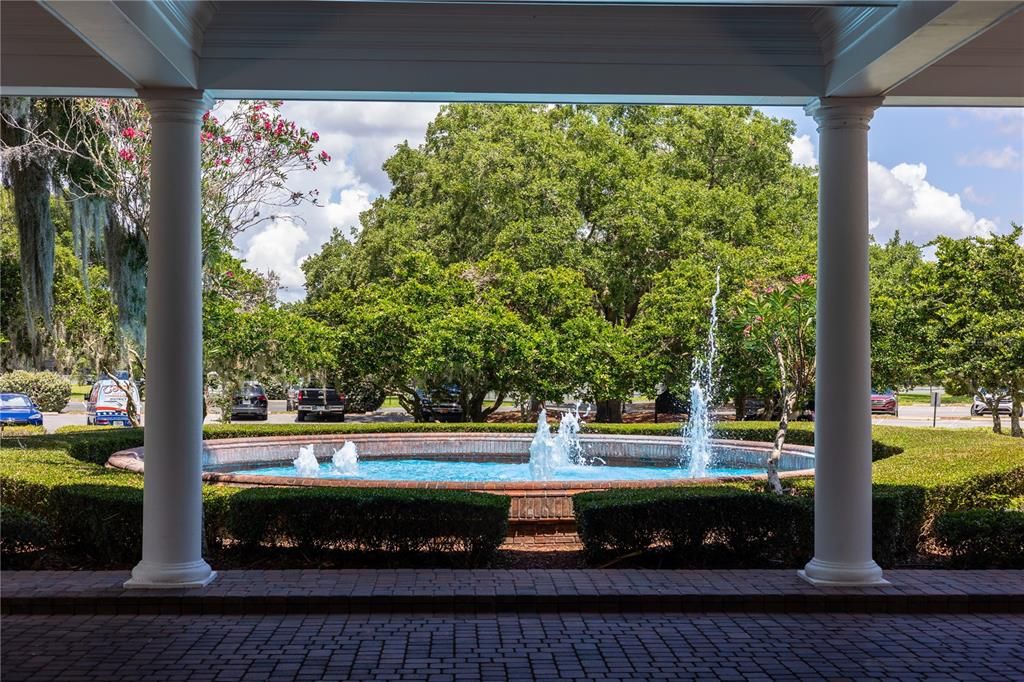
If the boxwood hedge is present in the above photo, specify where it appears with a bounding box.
[572,483,927,567]
[934,509,1024,568]
[0,429,510,567]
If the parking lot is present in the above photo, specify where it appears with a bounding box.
[36,399,1003,433]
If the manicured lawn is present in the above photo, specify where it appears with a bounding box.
[899,393,971,405]
[69,384,91,402]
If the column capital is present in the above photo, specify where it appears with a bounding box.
[804,97,884,132]
[137,88,214,123]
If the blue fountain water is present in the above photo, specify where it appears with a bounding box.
[237,456,764,483]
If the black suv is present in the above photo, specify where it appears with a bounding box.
[416,385,464,422]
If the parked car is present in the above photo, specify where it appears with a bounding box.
[0,393,43,426]
[416,385,464,422]
[86,378,140,427]
[231,381,269,421]
[870,389,899,416]
[296,387,346,422]
[971,390,1019,416]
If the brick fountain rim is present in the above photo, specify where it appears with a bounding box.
[106,432,816,492]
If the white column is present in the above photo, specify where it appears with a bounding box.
[126,90,215,588]
[799,97,887,587]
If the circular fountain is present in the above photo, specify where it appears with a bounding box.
[107,418,814,536]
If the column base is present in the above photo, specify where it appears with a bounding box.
[124,559,216,589]
[798,558,888,587]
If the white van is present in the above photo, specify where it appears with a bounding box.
[86,379,141,427]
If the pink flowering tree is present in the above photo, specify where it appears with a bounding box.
[24,98,330,354]
[735,274,816,493]
[70,98,329,247]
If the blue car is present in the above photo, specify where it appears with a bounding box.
[0,393,44,426]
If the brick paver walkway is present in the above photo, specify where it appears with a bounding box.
[4,612,1023,681]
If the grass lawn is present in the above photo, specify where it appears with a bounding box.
[381,395,402,408]
[899,393,971,405]
[69,384,91,402]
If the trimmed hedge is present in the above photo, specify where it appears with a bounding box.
[0,370,72,412]
[574,485,813,567]
[0,432,510,567]
[573,484,927,567]
[222,487,508,563]
[1,505,52,559]
[934,510,1024,568]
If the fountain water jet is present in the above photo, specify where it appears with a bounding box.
[554,404,587,465]
[684,269,721,477]
[332,441,359,475]
[293,444,320,478]
[528,409,561,480]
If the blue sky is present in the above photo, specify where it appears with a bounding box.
[232,103,1023,301]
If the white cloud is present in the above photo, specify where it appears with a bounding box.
[868,161,997,244]
[962,185,993,206]
[956,146,1021,170]
[789,134,817,167]
[243,219,310,303]
[967,108,1024,136]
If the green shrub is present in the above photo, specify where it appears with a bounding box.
[0,435,509,567]
[574,486,815,567]
[934,510,1024,568]
[226,486,509,566]
[0,370,73,412]
[870,485,927,565]
[1,505,52,558]
[49,484,144,565]
[574,484,926,567]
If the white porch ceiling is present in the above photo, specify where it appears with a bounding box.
[2,0,1021,105]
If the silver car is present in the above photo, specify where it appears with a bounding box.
[971,391,1019,416]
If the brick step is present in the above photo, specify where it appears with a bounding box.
[3,569,1022,616]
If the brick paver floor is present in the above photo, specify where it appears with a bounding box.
[3,612,1024,681]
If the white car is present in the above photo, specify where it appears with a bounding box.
[86,378,141,427]
[970,391,1019,416]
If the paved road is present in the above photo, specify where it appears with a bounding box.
[3,612,1022,681]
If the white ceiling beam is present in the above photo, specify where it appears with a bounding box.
[36,0,198,89]
[826,1,1023,97]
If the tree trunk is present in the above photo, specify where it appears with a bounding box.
[988,398,1002,434]
[104,208,148,357]
[479,391,506,421]
[1011,392,1023,438]
[595,399,623,423]
[767,389,796,494]
[1,97,55,366]
[734,393,746,420]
